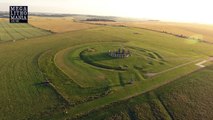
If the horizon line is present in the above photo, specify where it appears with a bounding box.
[1,10,213,25]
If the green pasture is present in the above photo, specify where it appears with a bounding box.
[0,23,212,120]
[77,64,213,120]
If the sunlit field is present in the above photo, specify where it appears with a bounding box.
[29,16,98,33]
[0,17,212,120]
[86,21,213,43]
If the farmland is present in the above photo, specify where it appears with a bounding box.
[0,18,6,22]
[29,16,98,33]
[0,21,52,42]
[86,21,213,43]
[0,21,51,42]
[0,18,213,120]
[78,63,213,120]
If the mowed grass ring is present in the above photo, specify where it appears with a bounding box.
[54,43,167,88]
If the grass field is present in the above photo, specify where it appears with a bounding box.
[86,21,213,43]
[0,21,51,42]
[0,19,213,120]
[29,16,98,33]
[78,63,213,120]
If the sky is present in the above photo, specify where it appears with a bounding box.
[1,0,213,24]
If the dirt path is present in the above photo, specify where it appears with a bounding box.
[146,59,202,77]
[195,57,213,68]
[196,60,207,68]
[148,57,213,77]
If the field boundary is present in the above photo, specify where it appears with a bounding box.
[37,50,71,105]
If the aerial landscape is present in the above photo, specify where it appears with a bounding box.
[0,0,213,120]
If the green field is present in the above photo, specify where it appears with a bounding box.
[78,64,213,120]
[0,20,213,120]
[0,22,51,42]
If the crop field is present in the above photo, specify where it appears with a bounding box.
[0,18,6,22]
[0,21,52,42]
[29,16,98,33]
[86,21,213,43]
[0,19,213,120]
